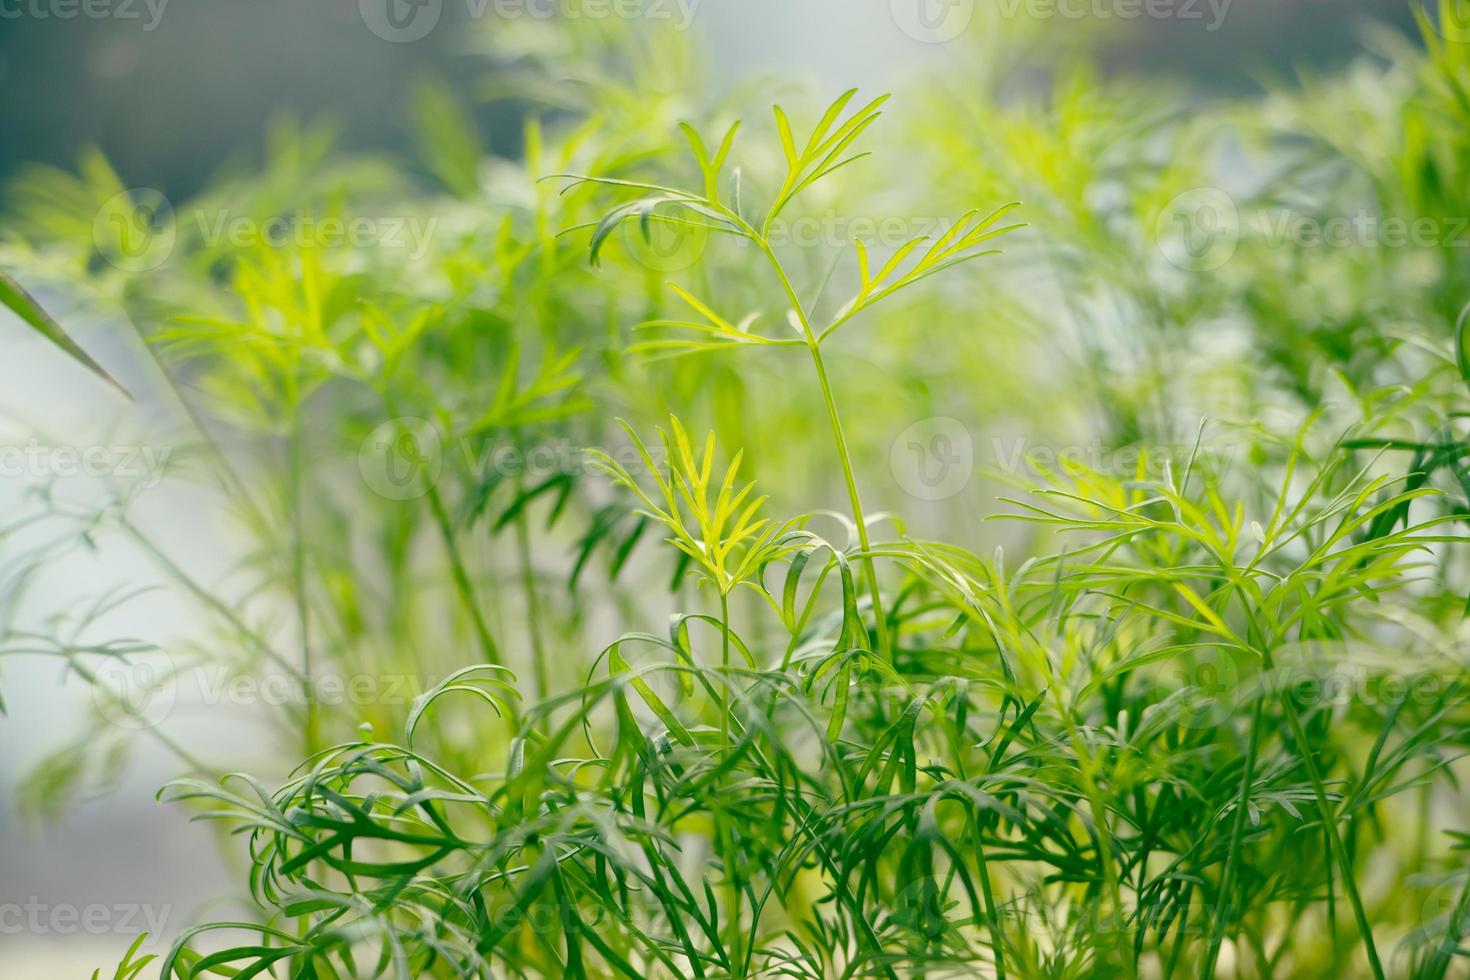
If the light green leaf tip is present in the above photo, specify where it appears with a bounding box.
[0,269,130,398]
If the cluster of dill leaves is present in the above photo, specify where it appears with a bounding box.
[5,8,1470,979]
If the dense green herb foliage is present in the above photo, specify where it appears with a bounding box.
[5,9,1470,979]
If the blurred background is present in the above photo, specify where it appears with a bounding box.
[0,0,1433,974]
[0,0,1419,195]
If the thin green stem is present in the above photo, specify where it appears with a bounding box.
[754,239,891,660]
[514,485,548,699]
[124,311,269,528]
[1202,695,1265,978]
[806,339,892,659]
[120,519,304,682]
[975,838,1006,979]
[425,481,502,666]
[288,413,319,755]
[717,587,743,975]
[1062,715,1137,979]
[720,589,732,752]
[378,394,502,667]
[69,657,215,776]
[1278,696,1385,980]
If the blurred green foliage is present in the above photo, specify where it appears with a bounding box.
[4,6,1470,978]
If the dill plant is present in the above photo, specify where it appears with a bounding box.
[0,10,1468,980]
